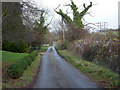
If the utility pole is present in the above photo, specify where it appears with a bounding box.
[103,22,108,31]
[62,18,65,41]
[99,22,102,31]
[96,22,108,32]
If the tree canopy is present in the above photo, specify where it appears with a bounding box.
[2,2,50,52]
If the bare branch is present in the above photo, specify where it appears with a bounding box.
[63,4,71,7]
[54,4,61,12]
[85,12,95,17]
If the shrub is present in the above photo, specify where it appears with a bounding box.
[2,40,28,53]
[94,35,119,72]
[7,51,38,79]
[2,41,17,52]
[60,41,69,50]
[28,47,35,53]
[68,40,99,62]
[82,44,98,62]
[40,46,48,52]
[67,33,119,73]
[17,41,28,53]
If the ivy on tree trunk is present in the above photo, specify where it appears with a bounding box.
[55,0,92,28]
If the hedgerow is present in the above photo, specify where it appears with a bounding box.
[7,51,38,79]
[61,30,119,73]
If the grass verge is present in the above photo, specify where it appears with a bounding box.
[58,50,119,88]
[2,55,41,88]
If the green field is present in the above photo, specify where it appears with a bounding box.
[58,50,119,88]
[2,50,29,63]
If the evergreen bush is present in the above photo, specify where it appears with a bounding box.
[7,51,38,79]
[2,40,28,53]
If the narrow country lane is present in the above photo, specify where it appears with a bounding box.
[33,44,100,88]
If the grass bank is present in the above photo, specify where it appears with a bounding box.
[2,54,41,88]
[58,50,119,88]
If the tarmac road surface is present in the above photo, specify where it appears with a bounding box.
[33,44,101,88]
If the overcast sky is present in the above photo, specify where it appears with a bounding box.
[33,0,120,30]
